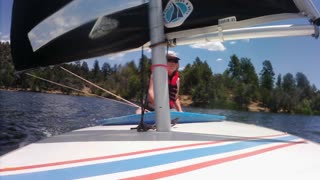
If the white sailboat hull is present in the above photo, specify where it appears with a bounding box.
[1,121,319,179]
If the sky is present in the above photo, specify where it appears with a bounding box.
[1,0,320,89]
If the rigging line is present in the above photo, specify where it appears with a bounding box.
[166,40,169,55]
[25,73,127,105]
[136,46,147,131]
[26,73,85,94]
[60,66,146,110]
[140,46,146,114]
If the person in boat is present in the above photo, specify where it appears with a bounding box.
[136,53,183,113]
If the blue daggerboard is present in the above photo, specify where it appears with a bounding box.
[98,111,226,125]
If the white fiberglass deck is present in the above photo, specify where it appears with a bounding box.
[1,121,320,180]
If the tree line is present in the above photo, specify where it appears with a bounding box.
[181,55,320,115]
[1,42,320,115]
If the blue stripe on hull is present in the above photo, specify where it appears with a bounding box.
[1,135,298,180]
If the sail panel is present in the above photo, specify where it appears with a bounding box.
[28,0,147,52]
[11,0,300,71]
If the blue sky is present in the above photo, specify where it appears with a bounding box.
[1,0,319,89]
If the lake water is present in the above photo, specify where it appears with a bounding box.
[1,90,319,156]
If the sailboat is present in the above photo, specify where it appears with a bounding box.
[1,0,320,179]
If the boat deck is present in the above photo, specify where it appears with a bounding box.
[1,121,319,179]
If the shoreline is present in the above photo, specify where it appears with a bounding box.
[0,89,274,113]
[179,94,270,113]
[0,88,91,97]
[247,101,270,113]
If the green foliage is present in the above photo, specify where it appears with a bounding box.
[282,73,296,92]
[257,60,275,108]
[81,62,89,74]
[223,55,259,109]
[294,99,312,115]
[1,42,319,115]
[296,72,312,100]
[276,74,282,88]
[260,60,275,91]
[180,57,214,106]
[101,62,111,78]
[226,54,241,80]
[0,62,15,87]
[0,42,14,87]
[269,87,284,112]
[311,94,320,115]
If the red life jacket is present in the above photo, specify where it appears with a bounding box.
[168,71,179,108]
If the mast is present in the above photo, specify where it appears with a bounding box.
[148,0,171,131]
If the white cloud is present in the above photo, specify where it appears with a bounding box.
[0,40,10,43]
[106,52,126,60]
[190,42,226,51]
[145,47,152,53]
[179,66,185,71]
[168,50,178,56]
[216,58,223,62]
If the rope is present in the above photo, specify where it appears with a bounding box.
[60,66,143,109]
[26,73,85,94]
[135,46,154,131]
[25,73,127,105]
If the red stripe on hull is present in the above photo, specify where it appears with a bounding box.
[0,133,286,172]
[122,140,305,180]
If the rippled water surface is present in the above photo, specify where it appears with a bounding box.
[185,107,320,143]
[1,90,319,156]
[0,90,135,155]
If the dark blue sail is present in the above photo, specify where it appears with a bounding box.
[11,0,300,71]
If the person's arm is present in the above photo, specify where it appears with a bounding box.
[174,78,183,112]
[148,74,154,106]
[175,98,183,112]
[136,75,154,114]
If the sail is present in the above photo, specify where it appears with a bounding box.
[10,0,308,71]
